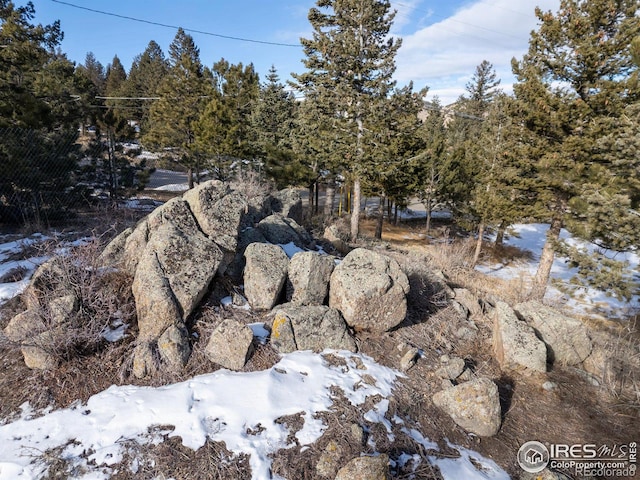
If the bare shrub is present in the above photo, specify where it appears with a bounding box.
[423,236,475,281]
[7,237,136,363]
[592,319,640,410]
[229,169,273,209]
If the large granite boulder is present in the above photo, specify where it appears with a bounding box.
[493,301,547,373]
[270,187,303,225]
[270,304,356,353]
[183,180,247,273]
[256,214,314,248]
[288,251,335,305]
[243,243,289,310]
[329,248,410,332]
[515,301,592,366]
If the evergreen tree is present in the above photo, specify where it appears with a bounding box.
[0,1,85,223]
[194,58,259,178]
[0,0,63,128]
[464,60,501,117]
[364,83,427,238]
[76,52,105,95]
[251,66,309,188]
[442,60,502,250]
[124,40,168,126]
[409,97,448,234]
[292,0,401,241]
[512,0,640,300]
[142,28,210,188]
[467,93,533,265]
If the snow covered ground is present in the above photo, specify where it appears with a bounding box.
[476,223,639,320]
[1,217,636,478]
[0,350,508,480]
[0,233,509,479]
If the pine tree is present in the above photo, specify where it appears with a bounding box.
[76,52,105,95]
[292,0,401,241]
[251,66,310,188]
[143,28,210,188]
[0,1,86,223]
[512,0,640,300]
[124,40,169,126]
[464,60,501,117]
[467,93,532,265]
[410,97,447,234]
[0,0,63,128]
[194,58,259,178]
[441,61,502,259]
[364,83,427,239]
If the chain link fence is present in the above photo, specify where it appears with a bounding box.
[0,128,151,227]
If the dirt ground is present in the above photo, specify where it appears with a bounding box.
[0,208,638,479]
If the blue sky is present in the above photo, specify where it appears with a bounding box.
[31,0,559,104]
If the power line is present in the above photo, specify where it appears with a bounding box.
[394,1,522,40]
[51,0,302,48]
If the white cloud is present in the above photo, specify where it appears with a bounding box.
[390,0,425,32]
[394,0,560,104]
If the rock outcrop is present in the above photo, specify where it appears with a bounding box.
[515,300,592,366]
[329,248,410,332]
[493,301,547,373]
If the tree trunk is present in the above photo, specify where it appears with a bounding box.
[375,195,385,239]
[472,222,485,267]
[350,177,361,242]
[425,194,433,235]
[308,184,314,212]
[495,220,507,247]
[315,182,319,214]
[187,167,194,189]
[531,217,563,300]
[324,184,335,216]
[394,203,399,226]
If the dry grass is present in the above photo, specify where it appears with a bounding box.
[1,209,639,479]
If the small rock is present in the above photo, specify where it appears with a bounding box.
[453,288,484,317]
[542,381,558,391]
[400,347,419,371]
[436,357,466,381]
[334,454,390,480]
[204,319,254,371]
[350,424,365,446]
[316,440,341,478]
[455,326,476,341]
[432,378,502,437]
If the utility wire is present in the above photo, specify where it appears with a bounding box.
[51,0,302,48]
[394,0,522,40]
